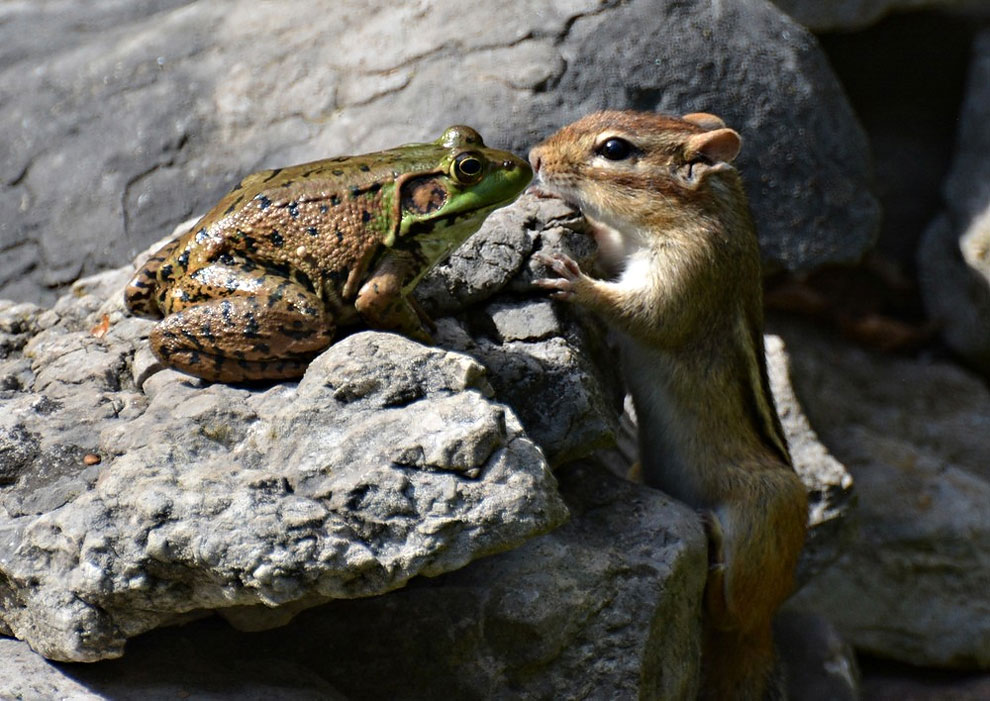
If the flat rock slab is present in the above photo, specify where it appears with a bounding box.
[0,331,568,662]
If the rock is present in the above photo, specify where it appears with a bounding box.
[919,212,990,376]
[770,0,990,31]
[0,184,852,695]
[0,290,575,663]
[0,635,350,701]
[919,29,990,377]
[944,30,990,223]
[262,459,707,699]
[0,330,568,663]
[2,0,877,305]
[0,460,706,700]
[774,610,860,701]
[765,334,855,581]
[0,193,635,663]
[861,659,990,700]
[778,320,990,669]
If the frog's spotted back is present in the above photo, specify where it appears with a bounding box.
[124,127,531,382]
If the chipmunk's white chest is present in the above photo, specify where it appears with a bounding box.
[585,215,654,285]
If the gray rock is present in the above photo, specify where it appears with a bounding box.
[0,194,628,665]
[434,309,623,467]
[0,187,849,695]
[0,324,568,662]
[262,459,707,700]
[779,320,990,669]
[0,460,706,701]
[2,0,877,305]
[770,0,990,31]
[944,30,990,223]
[0,635,350,701]
[919,212,990,376]
[919,29,990,376]
[774,610,860,701]
[765,334,855,581]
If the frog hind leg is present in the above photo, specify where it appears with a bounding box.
[354,251,434,344]
[151,278,335,383]
[124,237,183,318]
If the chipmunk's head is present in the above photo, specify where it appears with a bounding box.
[529,110,743,230]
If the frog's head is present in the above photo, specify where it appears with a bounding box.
[392,126,532,255]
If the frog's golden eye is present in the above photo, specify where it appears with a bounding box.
[452,152,485,184]
[596,137,634,161]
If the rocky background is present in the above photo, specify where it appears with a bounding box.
[1,0,989,699]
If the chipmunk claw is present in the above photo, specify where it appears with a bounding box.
[532,252,584,300]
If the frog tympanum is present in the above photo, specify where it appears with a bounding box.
[125,126,532,382]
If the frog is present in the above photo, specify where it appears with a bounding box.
[124,125,532,383]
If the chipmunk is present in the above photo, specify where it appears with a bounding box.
[530,111,808,700]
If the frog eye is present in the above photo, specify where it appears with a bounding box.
[596,137,634,161]
[452,152,485,184]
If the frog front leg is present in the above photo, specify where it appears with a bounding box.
[354,251,434,344]
[151,263,334,382]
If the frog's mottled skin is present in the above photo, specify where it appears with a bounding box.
[125,126,531,382]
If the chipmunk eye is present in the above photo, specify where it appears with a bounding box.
[597,137,633,161]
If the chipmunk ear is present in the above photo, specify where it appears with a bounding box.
[676,128,742,188]
[681,112,727,131]
[686,128,742,164]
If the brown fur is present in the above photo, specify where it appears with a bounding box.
[531,111,807,700]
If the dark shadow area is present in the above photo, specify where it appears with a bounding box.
[819,11,977,273]
[859,653,990,701]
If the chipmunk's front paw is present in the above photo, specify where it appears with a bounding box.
[532,252,586,301]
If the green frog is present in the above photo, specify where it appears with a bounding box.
[125,125,531,382]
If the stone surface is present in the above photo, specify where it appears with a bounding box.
[775,610,860,701]
[256,460,707,699]
[765,334,855,581]
[0,199,630,662]
[919,211,990,376]
[0,460,706,700]
[861,660,990,701]
[1,0,877,305]
[0,329,569,663]
[0,636,349,701]
[778,319,990,669]
[919,29,990,377]
[0,188,850,692]
[770,0,990,31]
[0,194,628,665]
[943,30,990,223]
